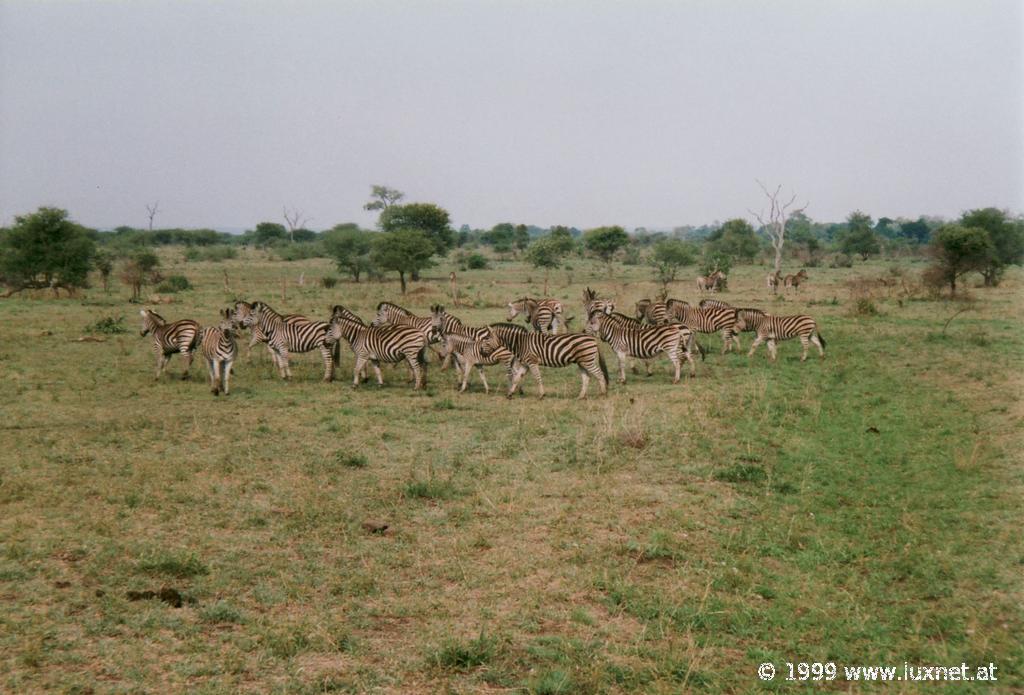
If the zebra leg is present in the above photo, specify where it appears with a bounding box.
[616,350,628,384]
[320,346,334,382]
[211,359,222,396]
[731,331,742,352]
[684,347,696,378]
[812,334,825,359]
[476,365,489,393]
[720,330,731,355]
[644,359,653,376]
[352,356,368,387]
[406,355,424,390]
[529,363,545,399]
[459,360,473,392]
[668,348,681,384]
[371,360,384,387]
[155,350,168,379]
[768,339,779,361]
[247,334,260,362]
[748,335,764,358]
[223,358,233,395]
[276,348,291,380]
[577,366,590,399]
[800,336,810,362]
[180,347,194,379]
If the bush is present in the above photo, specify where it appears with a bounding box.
[322,276,339,289]
[853,298,879,316]
[830,254,854,268]
[466,253,489,270]
[271,242,325,261]
[155,275,192,293]
[86,316,127,334]
[184,245,237,262]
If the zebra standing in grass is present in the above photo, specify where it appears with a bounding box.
[139,309,200,380]
[586,310,698,382]
[483,322,608,399]
[233,301,336,381]
[767,270,782,294]
[437,329,517,394]
[784,269,809,293]
[671,303,741,354]
[325,315,428,389]
[197,308,238,396]
[735,312,826,361]
[370,301,455,361]
[507,297,564,334]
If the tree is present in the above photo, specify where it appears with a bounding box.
[364,185,405,213]
[875,217,898,238]
[119,250,161,301]
[145,202,159,231]
[547,226,577,255]
[898,217,932,244]
[253,222,287,247]
[959,208,1024,287]
[649,238,697,290]
[283,207,309,243]
[583,226,629,269]
[707,218,759,263]
[94,250,114,292]
[928,225,993,296]
[322,224,374,282]
[379,202,455,255]
[526,236,564,294]
[750,181,808,274]
[0,207,96,297]
[838,211,881,260]
[514,224,531,255]
[371,229,436,294]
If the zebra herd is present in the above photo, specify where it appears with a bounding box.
[139,287,825,399]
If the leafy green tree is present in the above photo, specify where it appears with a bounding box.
[875,217,898,238]
[514,224,531,254]
[928,225,994,296]
[547,226,577,255]
[371,229,436,294]
[252,222,287,247]
[379,203,454,255]
[482,223,515,254]
[648,238,697,290]
[583,226,629,269]
[839,211,881,260]
[707,218,759,263]
[959,208,1024,286]
[0,207,96,296]
[119,250,161,301]
[322,224,374,282]
[363,185,405,212]
[898,217,932,244]
[94,250,114,292]
[525,236,565,294]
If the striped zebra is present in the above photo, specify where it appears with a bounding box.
[586,310,697,382]
[665,298,691,323]
[732,307,767,334]
[784,269,809,293]
[139,308,200,380]
[635,299,668,325]
[483,322,608,399]
[672,304,741,354]
[325,315,428,389]
[245,312,302,361]
[197,308,238,395]
[582,287,615,317]
[767,270,782,294]
[698,298,732,310]
[507,297,564,334]
[233,301,335,381]
[439,331,517,394]
[735,312,826,361]
[330,304,365,325]
[370,301,455,362]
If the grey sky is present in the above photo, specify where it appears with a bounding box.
[1,1,1021,232]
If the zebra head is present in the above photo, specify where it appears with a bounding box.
[584,310,606,336]
[429,305,447,341]
[218,308,238,336]
[635,299,651,320]
[232,301,255,328]
[139,309,163,336]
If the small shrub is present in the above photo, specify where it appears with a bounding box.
[713,464,767,484]
[337,452,368,468]
[155,275,191,293]
[137,552,208,578]
[853,298,879,316]
[86,316,127,334]
[428,632,498,671]
[200,601,245,624]
[830,253,853,268]
[466,253,489,270]
[321,276,339,288]
[404,478,459,500]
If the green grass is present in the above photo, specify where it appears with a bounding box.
[0,250,1021,692]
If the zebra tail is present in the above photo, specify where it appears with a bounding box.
[332,339,341,366]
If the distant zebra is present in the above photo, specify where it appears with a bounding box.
[672,304,741,354]
[507,297,564,334]
[197,308,238,395]
[325,315,428,389]
[767,270,782,294]
[484,322,608,399]
[784,269,809,293]
[696,270,725,293]
[582,287,615,317]
[233,301,335,381]
[735,312,826,361]
[139,308,200,380]
[586,310,697,382]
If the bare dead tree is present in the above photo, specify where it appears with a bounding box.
[145,202,160,231]
[283,206,309,243]
[749,181,808,275]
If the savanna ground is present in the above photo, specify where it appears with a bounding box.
[1,250,1021,694]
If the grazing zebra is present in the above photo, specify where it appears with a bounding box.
[507,297,564,334]
[735,312,826,361]
[325,315,428,389]
[784,269,809,293]
[671,304,741,354]
[582,287,615,317]
[767,270,782,294]
[586,310,697,382]
[635,299,668,325]
[197,309,238,395]
[483,322,608,399]
[139,308,200,380]
[233,301,335,381]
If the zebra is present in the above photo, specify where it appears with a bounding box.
[586,310,697,382]
[767,270,782,294]
[735,312,826,361]
[507,297,564,334]
[245,312,303,361]
[696,270,725,293]
[582,287,615,317]
[483,322,608,399]
[197,308,238,395]
[325,315,428,389]
[698,298,732,310]
[139,308,200,380]
[330,304,365,325]
[784,269,809,293]
[671,304,741,354]
[233,301,335,381]
[732,307,768,334]
[635,299,668,325]
[665,298,691,322]
[438,331,517,394]
[370,301,454,363]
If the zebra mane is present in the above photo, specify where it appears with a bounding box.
[144,309,165,323]
[377,301,411,315]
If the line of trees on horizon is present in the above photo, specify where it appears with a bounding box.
[1,185,1021,299]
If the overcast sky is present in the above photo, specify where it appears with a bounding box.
[1,1,1021,232]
